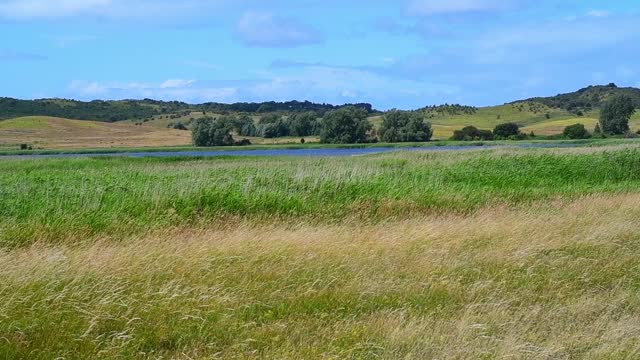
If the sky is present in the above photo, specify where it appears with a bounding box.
[0,0,639,110]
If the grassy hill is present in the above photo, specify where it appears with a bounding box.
[0,116,191,149]
[519,83,640,112]
[2,84,640,146]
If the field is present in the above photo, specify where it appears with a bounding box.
[0,116,191,149]
[2,104,640,151]
[2,145,640,358]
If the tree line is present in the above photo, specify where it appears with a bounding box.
[0,97,376,122]
[193,107,433,146]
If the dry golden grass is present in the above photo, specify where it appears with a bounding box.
[2,194,640,358]
[0,116,191,149]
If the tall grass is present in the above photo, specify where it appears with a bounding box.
[2,195,640,358]
[2,146,640,247]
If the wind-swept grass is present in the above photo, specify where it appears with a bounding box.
[3,145,640,358]
[2,194,640,358]
[2,145,640,247]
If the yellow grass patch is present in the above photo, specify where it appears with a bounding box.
[2,194,640,358]
[0,116,191,149]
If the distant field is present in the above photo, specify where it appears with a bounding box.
[1,106,639,150]
[0,116,191,149]
[2,145,640,358]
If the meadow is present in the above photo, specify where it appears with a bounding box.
[2,145,640,358]
[3,106,638,151]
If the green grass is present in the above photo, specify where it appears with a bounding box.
[2,145,640,247]
[3,145,640,358]
[424,102,574,128]
[0,137,637,156]
[0,116,54,130]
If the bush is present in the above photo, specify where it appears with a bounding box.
[451,126,493,141]
[167,121,188,130]
[379,110,432,143]
[234,139,252,146]
[494,123,520,138]
[191,117,235,146]
[19,144,32,150]
[320,107,372,144]
[563,123,591,139]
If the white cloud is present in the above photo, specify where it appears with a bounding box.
[586,10,610,18]
[0,0,233,21]
[236,11,323,48]
[406,0,517,15]
[182,60,221,70]
[68,80,108,96]
[472,15,640,64]
[0,50,47,61]
[0,0,110,18]
[65,64,460,110]
[67,79,238,102]
[48,34,97,48]
[160,79,195,89]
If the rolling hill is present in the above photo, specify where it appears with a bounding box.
[1,84,639,148]
[0,117,191,149]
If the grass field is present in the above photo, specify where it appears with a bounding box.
[2,106,639,150]
[2,145,640,358]
[0,116,191,149]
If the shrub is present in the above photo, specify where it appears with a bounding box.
[563,123,591,139]
[451,126,493,141]
[191,117,235,146]
[234,139,252,146]
[379,110,432,143]
[320,107,372,144]
[494,122,520,138]
[167,121,188,130]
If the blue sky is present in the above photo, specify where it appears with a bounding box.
[1,0,639,109]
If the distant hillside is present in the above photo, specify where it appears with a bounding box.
[0,116,191,149]
[0,98,375,122]
[515,83,640,113]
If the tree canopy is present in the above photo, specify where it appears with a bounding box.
[599,95,635,134]
[451,126,494,141]
[191,117,235,146]
[320,107,372,144]
[379,110,432,142]
[288,112,320,137]
[563,123,591,139]
[493,123,521,138]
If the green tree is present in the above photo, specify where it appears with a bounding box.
[451,126,493,141]
[257,114,289,138]
[289,112,319,137]
[594,123,603,137]
[599,95,635,134]
[191,117,235,146]
[235,115,257,136]
[379,110,432,143]
[320,107,372,144]
[493,122,520,138]
[563,123,591,139]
